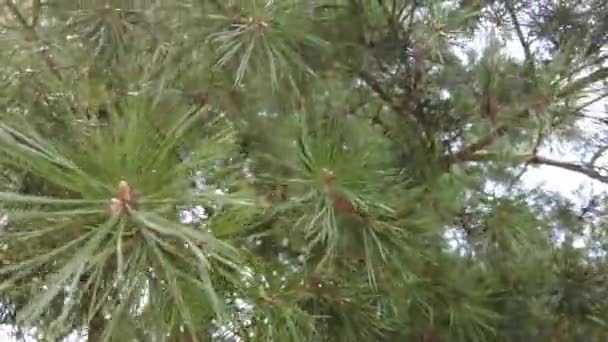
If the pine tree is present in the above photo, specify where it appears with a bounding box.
[0,0,607,341]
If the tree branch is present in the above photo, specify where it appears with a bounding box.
[5,0,62,80]
[572,91,608,114]
[357,70,424,129]
[449,63,608,166]
[528,155,608,183]
[4,0,29,28]
[453,151,608,184]
[558,67,608,98]
[444,124,508,163]
[357,70,402,113]
[505,0,533,64]
[31,0,41,27]
[589,146,608,165]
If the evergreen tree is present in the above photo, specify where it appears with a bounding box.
[0,0,607,341]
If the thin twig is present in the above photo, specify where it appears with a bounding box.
[5,0,62,80]
[558,67,608,98]
[564,55,608,80]
[31,0,41,27]
[505,0,533,64]
[357,71,400,111]
[357,69,430,144]
[529,155,608,183]
[589,146,608,165]
[400,1,416,25]
[357,70,422,125]
[572,91,608,113]
[508,126,544,190]
[450,63,608,166]
[4,0,29,27]
[459,151,608,184]
[446,124,508,163]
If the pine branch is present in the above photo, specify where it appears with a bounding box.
[4,0,62,80]
[589,146,608,165]
[447,115,608,183]
[572,91,608,114]
[566,55,608,81]
[357,70,402,112]
[461,151,608,184]
[558,67,608,98]
[528,155,608,183]
[505,0,533,65]
[449,62,608,166]
[357,70,424,135]
[4,0,29,28]
[445,124,508,163]
[31,0,40,27]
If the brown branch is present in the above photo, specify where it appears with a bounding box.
[448,63,608,166]
[357,70,403,113]
[400,1,417,26]
[447,123,608,185]
[453,150,608,184]
[368,104,390,136]
[589,146,608,165]
[506,127,545,188]
[528,156,608,183]
[572,91,608,114]
[505,0,533,64]
[31,0,41,27]
[565,55,608,80]
[4,0,30,27]
[558,67,608,98]
[357,70,426,135]
[5,0,62,80]
[445,124,508,163]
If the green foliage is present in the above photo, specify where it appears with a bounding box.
[0,87,251,339]
[0,0,607,341]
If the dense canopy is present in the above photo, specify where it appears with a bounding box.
[0,0,607,341]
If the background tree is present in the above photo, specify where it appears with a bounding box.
[0,0,607,341]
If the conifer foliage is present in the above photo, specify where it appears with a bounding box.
[0,0,607,341]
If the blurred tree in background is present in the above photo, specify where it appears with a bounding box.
[0,0,607,341]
